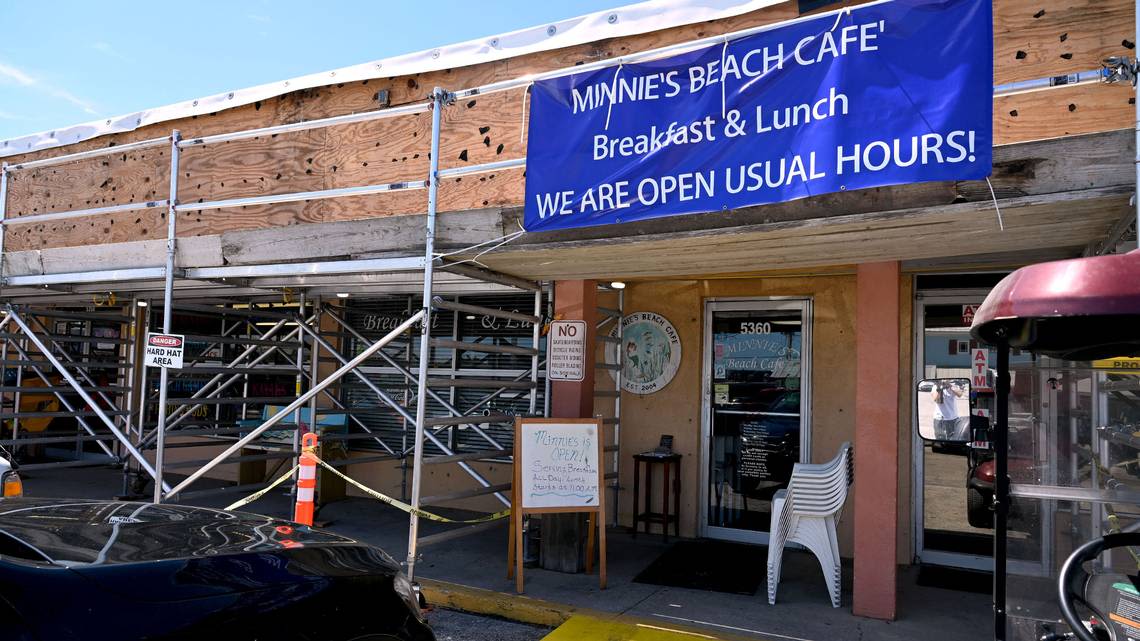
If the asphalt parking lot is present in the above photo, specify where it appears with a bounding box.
[428,608,550,641]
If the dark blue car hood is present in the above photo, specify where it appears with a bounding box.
[0,499,434,640]
[0,498,391,569]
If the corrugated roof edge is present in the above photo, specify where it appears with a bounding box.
[0,0,782,160]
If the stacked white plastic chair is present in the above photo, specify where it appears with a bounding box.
[766,442,854,607]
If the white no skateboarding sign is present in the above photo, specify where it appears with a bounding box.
[547,320,587,381]
[145,333,185,369]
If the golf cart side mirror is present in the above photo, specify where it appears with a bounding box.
[915,378,972,443]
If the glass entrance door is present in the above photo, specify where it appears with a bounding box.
[915,294,1046,574]
[915,297,995,569]
[702,299,812,544]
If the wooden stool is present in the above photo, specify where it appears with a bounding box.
[632,452,681,541]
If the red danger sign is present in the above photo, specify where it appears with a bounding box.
[145,333,185,369]
[148,334,183,348]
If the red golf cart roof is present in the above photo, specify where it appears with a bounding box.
[969,250,1140,360]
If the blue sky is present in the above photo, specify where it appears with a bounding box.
[0,1,625,140]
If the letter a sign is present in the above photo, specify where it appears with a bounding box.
[548,320,587,381]
[971,348,990,391]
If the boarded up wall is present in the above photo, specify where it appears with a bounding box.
[3,0,1133,252]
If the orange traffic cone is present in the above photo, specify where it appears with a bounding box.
[294,433,319,526]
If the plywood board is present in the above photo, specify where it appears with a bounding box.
[994,82,1135,146]
[219,207,506,264]
[995,0,1134,85]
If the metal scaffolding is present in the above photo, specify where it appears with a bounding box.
[0,81,560,580]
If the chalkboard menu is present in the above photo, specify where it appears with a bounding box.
[740,420,774,482]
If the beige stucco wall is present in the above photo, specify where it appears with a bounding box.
[613,275,861,555]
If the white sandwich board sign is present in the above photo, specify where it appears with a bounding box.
[510,417,606,593]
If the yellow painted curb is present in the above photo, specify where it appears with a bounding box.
[418,579,762,641]
[543,615,730,640]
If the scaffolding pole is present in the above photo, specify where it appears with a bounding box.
[308,298,321,450]
[529,289,542,415]
[407,87,446,581]
[134,300,154,489]
[11,334,23,456]
[292,294,306,495]
[0,163,8,289]
[153,130,181,503]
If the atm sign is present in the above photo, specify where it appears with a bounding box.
[145,333,185,369]
[971,348,991,391]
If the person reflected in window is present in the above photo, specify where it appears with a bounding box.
[931,381,965,439]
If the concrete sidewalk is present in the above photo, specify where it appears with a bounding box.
[22,464,991,641]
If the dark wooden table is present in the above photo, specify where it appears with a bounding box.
[632,452,681,541]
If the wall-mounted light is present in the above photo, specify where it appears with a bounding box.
[136,300,149,307]
[609,281,626,290]
[336,292,350,299]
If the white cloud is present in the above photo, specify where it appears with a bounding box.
[50,88,99,115]
[0,110,22,120]
[92,41,134,64]
[0,60,98,116]
[0,62,35,86]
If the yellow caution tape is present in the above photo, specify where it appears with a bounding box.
[221,456,510,524]
[313,455,510,524]
[225,464,300,511]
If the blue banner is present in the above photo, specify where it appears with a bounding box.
[523,0,993,232]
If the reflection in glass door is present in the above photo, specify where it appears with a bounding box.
[702,299,812,544]
[916,298,995,569]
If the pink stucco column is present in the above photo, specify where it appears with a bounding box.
[852,261,901,620]
[550,280,597,419]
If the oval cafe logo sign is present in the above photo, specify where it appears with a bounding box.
[605,312,681,394]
